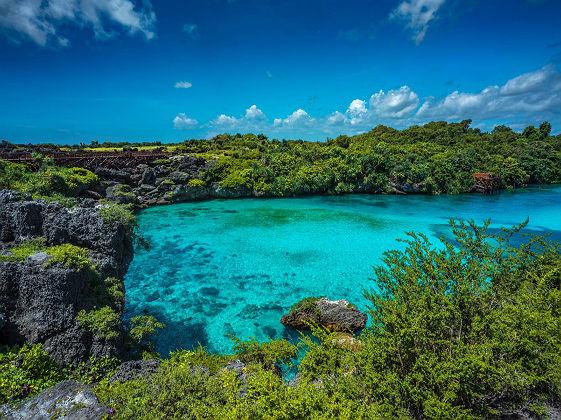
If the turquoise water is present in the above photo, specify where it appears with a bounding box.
[124,186,561,356]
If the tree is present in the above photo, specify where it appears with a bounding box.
[539,121,552,138]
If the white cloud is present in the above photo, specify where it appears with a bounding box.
[173,113,198,130]
[173,64,561,139]
[0,0,156,46]
[416,65,561,121]
[182,23,199,40]
[370,86,420,118]
[174,81,192,89]
[207,105,269,132]
[273,109,314,129]
[390,0,445,44]
[244,104,267,121]
[212,114,239,129]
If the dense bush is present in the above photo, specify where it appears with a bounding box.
[76,306,121,341]
[0,344,64,403]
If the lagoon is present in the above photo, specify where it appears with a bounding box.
[124,186,561,356]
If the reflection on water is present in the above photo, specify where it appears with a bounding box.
[124,186,561,355]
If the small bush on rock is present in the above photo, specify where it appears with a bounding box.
[0,238,47,262]
[76,306,121,341]
[44,243,96,272]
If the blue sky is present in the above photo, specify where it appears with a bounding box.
[1,0,560,144]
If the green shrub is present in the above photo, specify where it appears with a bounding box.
[187,178,205,188]
[67,355,120,385]
[98,204,149,251]
[230,336,297,371]
[0,344,64,403]
[76,306,121,341]
[0,238,47,262]
[129,316,165,349]
[289,296,325,316]
[44,243,95,272]
[105,277,125,308]
[0,159,98,200]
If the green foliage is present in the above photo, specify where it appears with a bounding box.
[76,306,121,341]
[182,121,561,195]
[110,183,137,202]
[230,336,297,370]
[359,220,561,418]
[187,178,205,188]
[0,159,98,201]
[0,238,47,262]
[66,355,121,385]
[0,344,64,404]
[44,243,95,272]
[289,296,325,315]
[98,204,149,251]
[98,203,137,230]
[129,316,165,347]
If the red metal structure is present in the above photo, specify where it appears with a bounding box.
[0,150,170,170]
[472,173,501,194]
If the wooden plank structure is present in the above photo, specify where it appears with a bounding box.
[472,173,501,194]
[0,150,170,170]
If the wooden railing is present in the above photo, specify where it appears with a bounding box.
[0,150,170,170]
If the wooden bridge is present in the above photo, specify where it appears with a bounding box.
[0,150,170,170]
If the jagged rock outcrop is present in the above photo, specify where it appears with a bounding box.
[281,297,367,332]
[0,380,110,420]
[0,190,134,364]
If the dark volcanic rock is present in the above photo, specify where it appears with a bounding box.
[94,167,131,182]
[0,380,110,420]
[110,359,161,383]
[0,191,134,364]
[280,298,367,332]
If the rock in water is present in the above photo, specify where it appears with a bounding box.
[280,297,367,332]
[0,380,110,420]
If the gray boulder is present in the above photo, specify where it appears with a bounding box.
[0,380,110,420]
[280,297,367,332]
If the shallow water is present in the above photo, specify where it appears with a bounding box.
[124,186,561,356]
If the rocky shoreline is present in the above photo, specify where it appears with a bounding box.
[85,155,447,209]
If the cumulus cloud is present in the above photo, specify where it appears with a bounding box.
[273,109,314,129]
[173,113,198,130]
[390,0,445,44]
[324,86,420,131]
[182,23,199,40]
[416,64,561,121]
[0,0,156,46]
[173,64,561,139]
[370,86,420,118]
[174,81,192,89]
[244,104,267,121]
[208,105,269,132]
